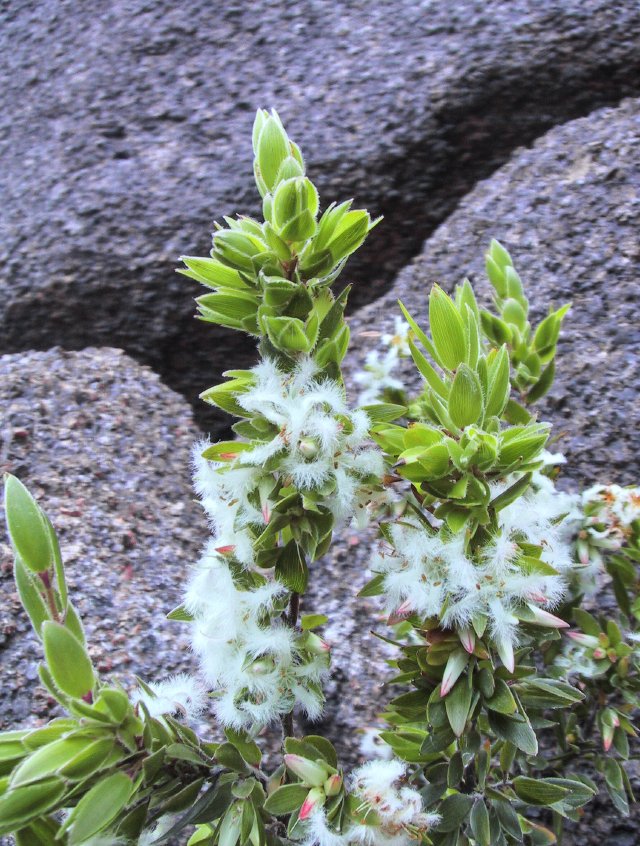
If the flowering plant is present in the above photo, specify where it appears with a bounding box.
[1,111,639,845]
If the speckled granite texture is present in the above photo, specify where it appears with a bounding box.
[2,1,640,431]
[0,348,203,731]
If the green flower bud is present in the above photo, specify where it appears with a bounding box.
[255,113,290,193]
[284,754,330,787]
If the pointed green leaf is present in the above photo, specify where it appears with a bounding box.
[429,286,468,370]
[67,772,134,844]
[4,475,53,573]
[448,364,483,428]
[42,621,95,700]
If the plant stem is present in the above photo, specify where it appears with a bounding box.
[281,591,301,741]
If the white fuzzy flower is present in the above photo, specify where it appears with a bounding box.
[302,761,438,846]
[381,318,411,357]
[359,728,394,761]
[377,472,579,662]
[185,544,328,729]
[354,349,404,406]
[348,760,440,846]
[135,674,206,721]
[234,357,380,523]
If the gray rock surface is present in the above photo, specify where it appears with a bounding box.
[0,347,204,730]
[346,97,640,488]
[2,1,640,432]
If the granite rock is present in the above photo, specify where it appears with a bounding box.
[2,1,640,431]
[0,348,204,730]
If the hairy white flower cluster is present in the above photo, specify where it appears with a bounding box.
[303,761,439,846]
[374,473,580,667]
[577,484,640,572]
[354,318,410,406]
[135,673,206,721]
[185,542,329,729]
[237,357,383,524]
[182,357,383,728]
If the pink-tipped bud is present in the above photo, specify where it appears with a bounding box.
[440,650,469,697]
[458,627,476,654]
[324,774,343,797]
[388,599,413,625]
[526,592,548,604]
[602,723,615,752]
[526,604,569,628]
[283,754,330,787]
[576,538,591,566]
[299,787,326,820]
[261,502,271,523]
[593,647,607,660]
[215,544,236,555]
[567,631,600,649]
[306,633,331,655]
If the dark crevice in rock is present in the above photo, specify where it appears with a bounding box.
[2,68,640,434]
[343,64,640,313]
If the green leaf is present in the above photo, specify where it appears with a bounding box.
[4,475,53,573]
[301,614,329,631]
[525,359,556,404]
[445,675,473,737]
[59,737,116,781]
[304,735,338,768]
[470,799,491,846]
[11,736,88,787]
[0,778,66,836]
[264,784,309,815]
[179,256,249,290]
[448,364,483,428]
[215,743,250,774]
[66,772,134,845]
[488,712,538,755]
[358,573,385,597]
[490,473,532,512]
[361,403,407,423]
[485,345,511,418]
[435,793,474,832]
[485,678,517,714]
[224,728,262,768]
[256,115,290,192]
[263,315,312,353]
[398,301,441,366]
[167,604,195,622]
[275,541,309,593]
[407,338,448,398]
[512,777,570,806]
[14,556,50,636]
[42,621,95,700]
[429,286,468,370]
[219,802,244,846]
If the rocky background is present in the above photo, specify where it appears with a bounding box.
[1,2,640,843]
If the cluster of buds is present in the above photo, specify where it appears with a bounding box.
[482,239,570,407]
[284,754,343,821]
[181,109,377,365]
[372,281,552,536]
